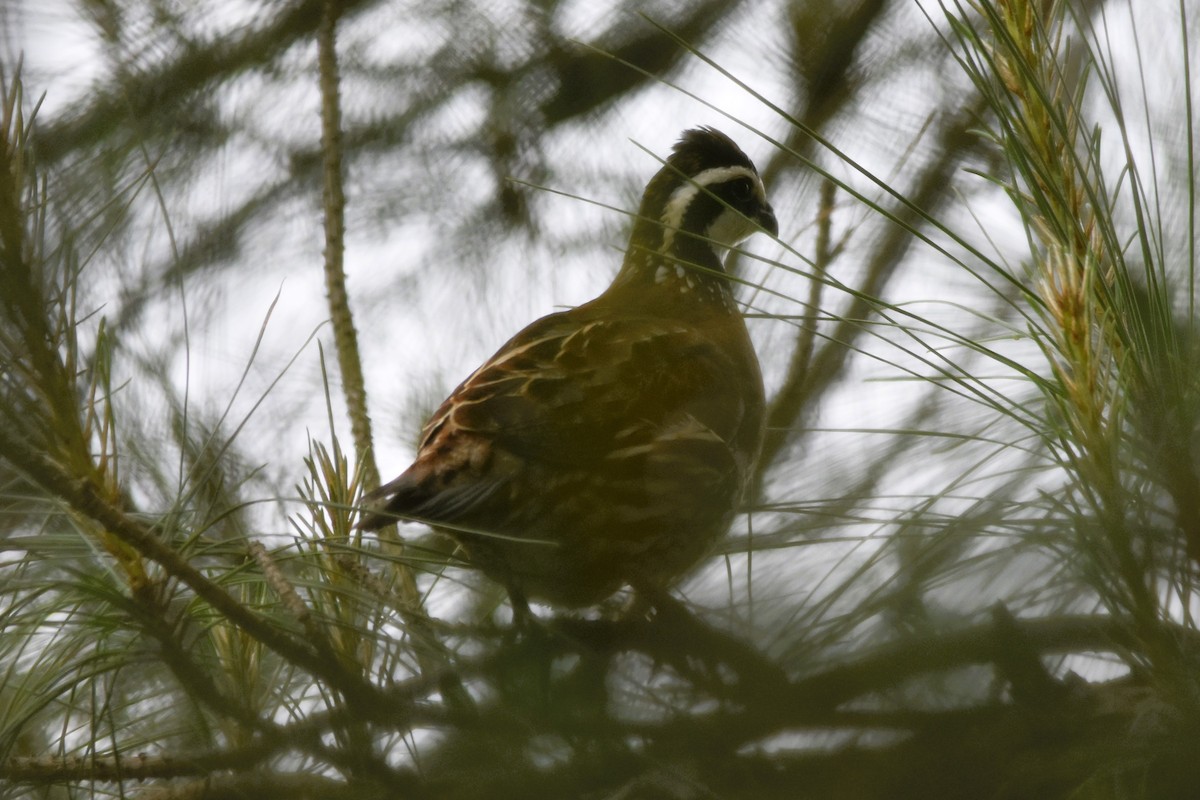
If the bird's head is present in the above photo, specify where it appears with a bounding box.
[632,127,778,262]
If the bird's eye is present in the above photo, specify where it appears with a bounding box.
[729,180,753,202]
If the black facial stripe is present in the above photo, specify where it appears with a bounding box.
[676,178,760,236]
[680,192,727,236]
[709,177,757,209]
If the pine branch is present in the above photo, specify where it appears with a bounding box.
[0,425,405,714]
[33,0,376,164]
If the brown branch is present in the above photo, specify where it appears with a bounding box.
[642,613,1136,752]
[6,602,1183,797]
[316,0,376,490]
[385,611,1188,799]
[130,772,392,800]
[33,0,376,164]
[250,539,315,627]
[313,5,457,703]
[767,100,986,468]
[540,609,1155,750]
[0,747,269,783]
[756,178,837,481]
[2,754,402,800]
[539,0,742,124]
[0,426,398,711]
[125,590,266,728]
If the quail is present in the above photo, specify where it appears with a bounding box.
[360,127,777,608]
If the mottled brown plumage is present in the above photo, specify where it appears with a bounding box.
[361,127,776,607]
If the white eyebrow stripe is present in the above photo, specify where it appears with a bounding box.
[658,166,762,251]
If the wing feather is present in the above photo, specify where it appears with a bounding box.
[362,308,754,532]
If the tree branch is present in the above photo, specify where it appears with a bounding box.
[0,425,401,712]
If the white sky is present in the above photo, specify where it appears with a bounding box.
[6,0,1199,637]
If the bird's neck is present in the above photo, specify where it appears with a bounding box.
[609,224,736,310]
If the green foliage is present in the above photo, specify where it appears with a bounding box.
[1,1,1198,797]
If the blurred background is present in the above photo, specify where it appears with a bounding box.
[2,0,1198,797]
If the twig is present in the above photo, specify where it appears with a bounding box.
[250,539,315,628]
[756,178,836,480]
[316,0,374,489]
[0,427,395,711]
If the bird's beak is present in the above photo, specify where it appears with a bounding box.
[758,204,779,237]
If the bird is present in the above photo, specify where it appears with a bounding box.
[360,127,777,610]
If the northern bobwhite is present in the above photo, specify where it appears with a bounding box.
[361,127,776,608]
